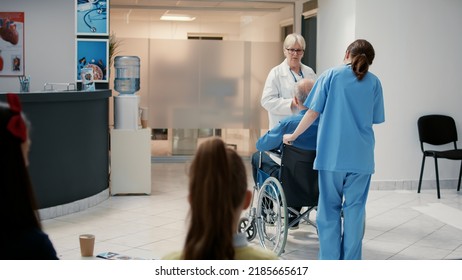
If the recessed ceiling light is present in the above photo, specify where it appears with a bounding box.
[160,11,196,21]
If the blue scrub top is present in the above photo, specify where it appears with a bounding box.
[256,109,318,152]
[305,64,385,174]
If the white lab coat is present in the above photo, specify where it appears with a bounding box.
[261,58,316,129]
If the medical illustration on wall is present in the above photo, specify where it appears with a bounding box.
[0,12,24,76]
[76,0,109,36]
[76,38,108,82]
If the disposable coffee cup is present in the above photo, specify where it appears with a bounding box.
[79,234,95,257]
[140,107,148,128]
[141,119,148,129]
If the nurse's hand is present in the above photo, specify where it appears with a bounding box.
[283,134,295,145]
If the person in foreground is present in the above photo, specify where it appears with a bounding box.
[283,39,385,260]
[163,137,278,260]
[251,78,318,229]
[0,94,59,260]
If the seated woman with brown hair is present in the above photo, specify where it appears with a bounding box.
[163,137,278,260]
[0,94,58,260]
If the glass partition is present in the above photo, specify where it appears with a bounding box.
[118,38,283,157]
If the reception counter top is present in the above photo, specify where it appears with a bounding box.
[0,90,112,212]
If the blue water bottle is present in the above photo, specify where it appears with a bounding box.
[114,56,140,95]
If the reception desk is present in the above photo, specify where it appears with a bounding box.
[0,90,111,213]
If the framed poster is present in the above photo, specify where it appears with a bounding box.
[76,38,108,82]
[76,0,109,36]
[0,12,25,76]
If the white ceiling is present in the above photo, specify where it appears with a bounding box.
[110,0,295,23]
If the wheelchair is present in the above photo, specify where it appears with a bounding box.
[238,144,319,256]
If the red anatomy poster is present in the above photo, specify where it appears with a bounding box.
[0,12,25,76]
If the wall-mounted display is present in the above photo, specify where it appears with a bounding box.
[0,12,24,76]
[76,38,108,82]
[76,0,109,36]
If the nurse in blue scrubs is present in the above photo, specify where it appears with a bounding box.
[283,39,385,260]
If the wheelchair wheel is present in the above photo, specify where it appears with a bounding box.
[256,177,288,256]
[238,217,257,242]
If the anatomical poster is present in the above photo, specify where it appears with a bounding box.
[0,12,24,76]
[76,0,109,36]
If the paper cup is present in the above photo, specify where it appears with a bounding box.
[79,234,95,257]
[140,107,149,128]
[141,119,148,128]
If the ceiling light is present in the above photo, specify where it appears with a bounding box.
[160,12,196,22]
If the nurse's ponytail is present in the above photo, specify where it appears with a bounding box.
[347,39,375,81]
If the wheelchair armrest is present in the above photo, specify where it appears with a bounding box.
[257,149,282,168]
[265,149,282,158]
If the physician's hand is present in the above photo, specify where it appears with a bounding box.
[283,134,295,145]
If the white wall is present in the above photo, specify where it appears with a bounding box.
[0,0,75,92]
[317,0,356,71]
[317,0,462,185]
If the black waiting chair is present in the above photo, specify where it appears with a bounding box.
[417,115,462,199]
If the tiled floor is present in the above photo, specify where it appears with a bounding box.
[42,161,462,260]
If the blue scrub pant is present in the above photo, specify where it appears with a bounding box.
[316,170,371,260]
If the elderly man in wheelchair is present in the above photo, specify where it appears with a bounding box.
[239,79,319,255]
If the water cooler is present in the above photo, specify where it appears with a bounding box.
[113,56,141,129]
[111,56,151,195]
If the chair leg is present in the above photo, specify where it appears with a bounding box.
[434,157,441,199]
[418,155,426,194]
[457,161,462,192]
